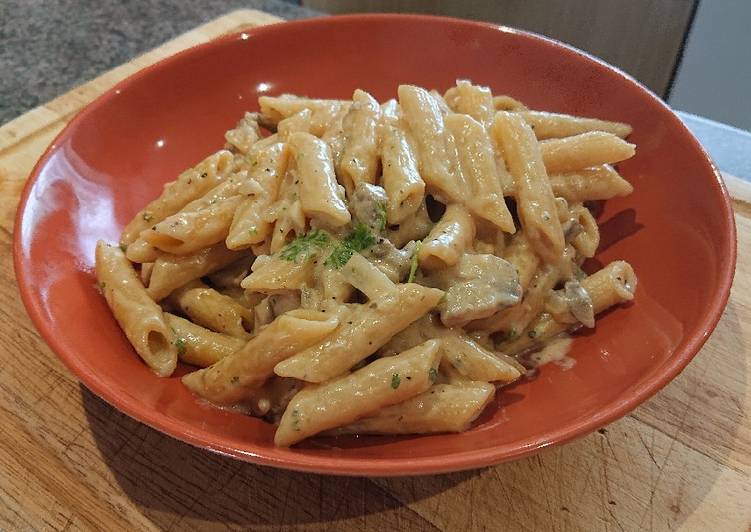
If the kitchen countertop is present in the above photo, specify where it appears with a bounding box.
[0,0,319,126]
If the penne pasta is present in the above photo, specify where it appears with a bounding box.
[146,244,242,301]
[288,132,351,227]
[274,284,444,383]
[446,113,515,233]
[378,115,426,224]
[330,382,495,435]
[518,110,632,140]
[338,89,381,194]
[98,82,639,447]
[165,312,245,368]
[95,242,177,376]
[418,204,475,270]
[492,111,565,266]
[167,282,253,338]
[548,164,634,202]
[274,339,441,446]
[398,84,464,202]
[226,141,290,249]
[540,131,636,174]
[182,309,340,406]
[120,150,234,246]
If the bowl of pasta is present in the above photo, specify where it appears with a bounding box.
[15,14,735,475]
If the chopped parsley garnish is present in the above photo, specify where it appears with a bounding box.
[324,223,377,268]
[279,230,330,262]
[175,337,187,356]
[291,409,301,431]
[142,212,153,222]
[407,241,422,283]
[428,367,438,383]
[527,329,537,339]
[506,329,518,341]
[375,201,388,232]
[391,373,401,389]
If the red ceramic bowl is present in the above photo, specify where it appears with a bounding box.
[14,14,736,476]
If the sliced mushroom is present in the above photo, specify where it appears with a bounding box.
[365,238,417,282]
[546,280,595,328]
[430,253,522,327]
[351,182,388,233]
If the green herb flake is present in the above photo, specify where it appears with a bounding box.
[248,226,258,236]
[376,201,388,232]
[175,337,187,356]
[428,367,438,383]
[506,329,518,341]
[119,243,128,253]
[391,373,401,389]
[527,329,537,339]
[279,230,330,262]
[142,212,153,222]
[324,223,377,268]
[407,241,422,283]
[291,409,301,431]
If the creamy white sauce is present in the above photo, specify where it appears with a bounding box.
[524,335,576,371]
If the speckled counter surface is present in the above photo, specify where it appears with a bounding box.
[0,0,319,126]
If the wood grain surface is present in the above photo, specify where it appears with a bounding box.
[0,9,749,532]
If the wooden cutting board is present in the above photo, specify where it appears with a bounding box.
[0,9,748,532]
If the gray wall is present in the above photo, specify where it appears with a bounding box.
[669,0,751,131]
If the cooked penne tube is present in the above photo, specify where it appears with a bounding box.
[548,165,634,202]
[378,117,425,224]
[398,84,464,201]
[164,312,245,368]
[167,282,253,338]
[569,204,600,258]
[330,382,495,435]
[95,241,177,376]
[120,150,234,245]
[492,111,565,266]
[502,232,541,291]
[288,132,351,227]
[224,112,262,154]
[444,80,495,125]
[241,255,315,293]
[387,202,433,248]
[440,333,521,383]
[146,244,242,301]
[226,142,289,249]
[339,252,397,301]
[338,89,381,194]
[274,284,444,382]
[274,339,442,446]
[518,111,632,140]
[141,195,244,254]
[277,109,312,140]
[540,132,636,174]
[493,95,529,112]
[499,261,637,354]
[139,261,154,286]
[125,239,159,263]
[258,95,348,136]
[182,309,340,405]
[446,113,515,233]
[380,314,524,380]
[418,204,475,270]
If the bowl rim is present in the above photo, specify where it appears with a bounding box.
[13,13,738,476]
